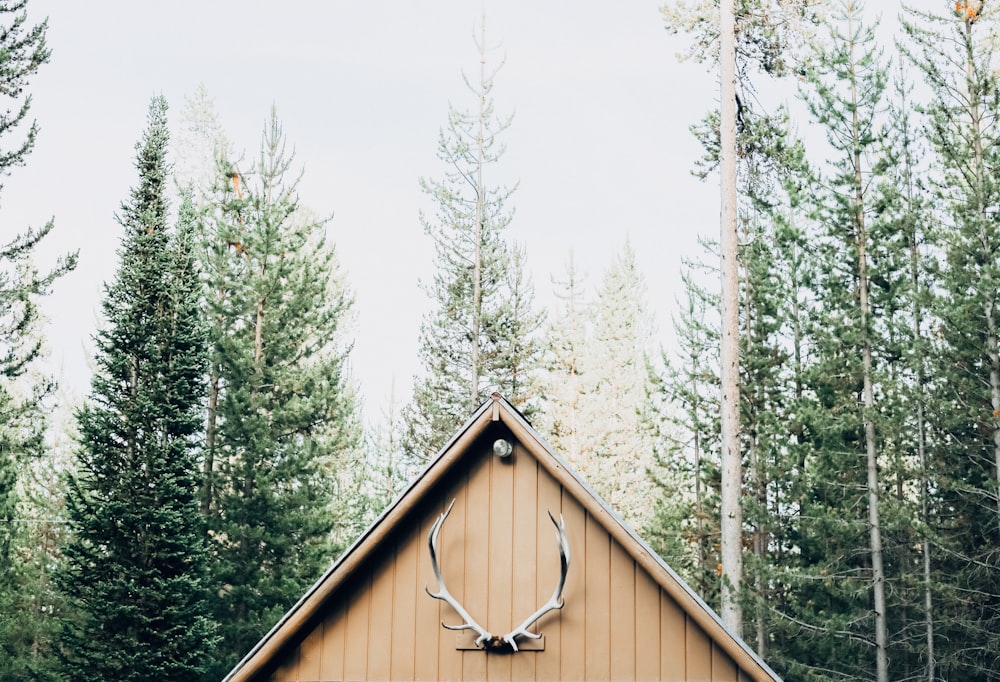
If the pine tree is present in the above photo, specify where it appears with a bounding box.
[173,83,230,194]
[57,98,216,682]
[2,389,75,682]
[662,0,825,635]
[786,4,892,677]
[0,2,75,675]
[538,243,658,528]
[537,253,590,462]
[403,19,542,464]
[903,3,1000,677]
[584,242,659,527]
[201,109,362,676]
[645,258,721,602]
[364,382,409,514]
[861,68,941,682]
[733,110,812,661]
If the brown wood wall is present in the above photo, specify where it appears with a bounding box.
[264,436,751,682]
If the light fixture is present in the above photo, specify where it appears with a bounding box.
[493,438,513,458]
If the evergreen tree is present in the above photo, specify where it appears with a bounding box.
[200,109,362,676]
[662,0,825,634]
[537,253,590,463]
[57,98,216,682]
[781,4,893,677]
[733,110,813,661]
[0,1,76,675]
[903,3,1000,677]
[539,243,659,528]
[173,83,230,195]
[2,389,76,682]
[364,382,409,514]
[645,258,721,602]
[863,67,940,682]
[403,19,542,465]
[582,242,659,527]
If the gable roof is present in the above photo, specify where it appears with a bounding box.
[224,393,782,682]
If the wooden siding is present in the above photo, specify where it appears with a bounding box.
[263,433,752,682]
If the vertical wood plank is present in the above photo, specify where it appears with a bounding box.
[344,573,371,681]
[486,443,514,682]
[660,593,686,680]
[391,524,418,681]
[711,643,739,682]
[609,541,635,681]
[686,618,713,682]
[534,465,563,681]
[413,508,440,681]
[510,447,538,682]
[271,647,299,682]
[319,599,346,681]
[584,511,610,682]
[462,449,490,681]
[295,623,323,680]
[559,493,586,681]
[367,545,395,680]
[295,618,324,681]
[436,478,469,682]
[634,571,660,680]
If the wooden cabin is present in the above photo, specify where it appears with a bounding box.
[224,394,782,682]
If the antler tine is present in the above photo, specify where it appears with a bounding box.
[425,499,494,648]
[502,510,571,651]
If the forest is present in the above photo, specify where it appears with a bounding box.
[2,0,1000,680]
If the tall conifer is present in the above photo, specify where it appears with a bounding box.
[793,4,892,677]
[201,109,362,676]
[903,3,1000,676]
[57,97,216,682]
[539,244,658,528]
[403,20,542,464]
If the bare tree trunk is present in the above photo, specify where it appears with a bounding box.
[718,0,742,637]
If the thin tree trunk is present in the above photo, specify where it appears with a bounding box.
[860,258,888,682]
[470,14,487,410]
[742,243,768,657]
[900,73,935,679]
[718,0,742,637]
[201,366,219,514]
[915,310,935,682]
[691,350,706,590]
[911,174,936,682]
[848,20,887,680]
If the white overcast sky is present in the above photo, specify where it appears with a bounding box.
[6,1,737,420]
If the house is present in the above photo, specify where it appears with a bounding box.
[224,393,782,682]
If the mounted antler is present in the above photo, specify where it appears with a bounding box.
[502,511,570,651]
[425,500,570,652]
[425,500,496,648]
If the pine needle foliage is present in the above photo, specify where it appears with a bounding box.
[57,97,217,682]
[0,1,75,676]
[403,23,542,466]
[199,108,362,677]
